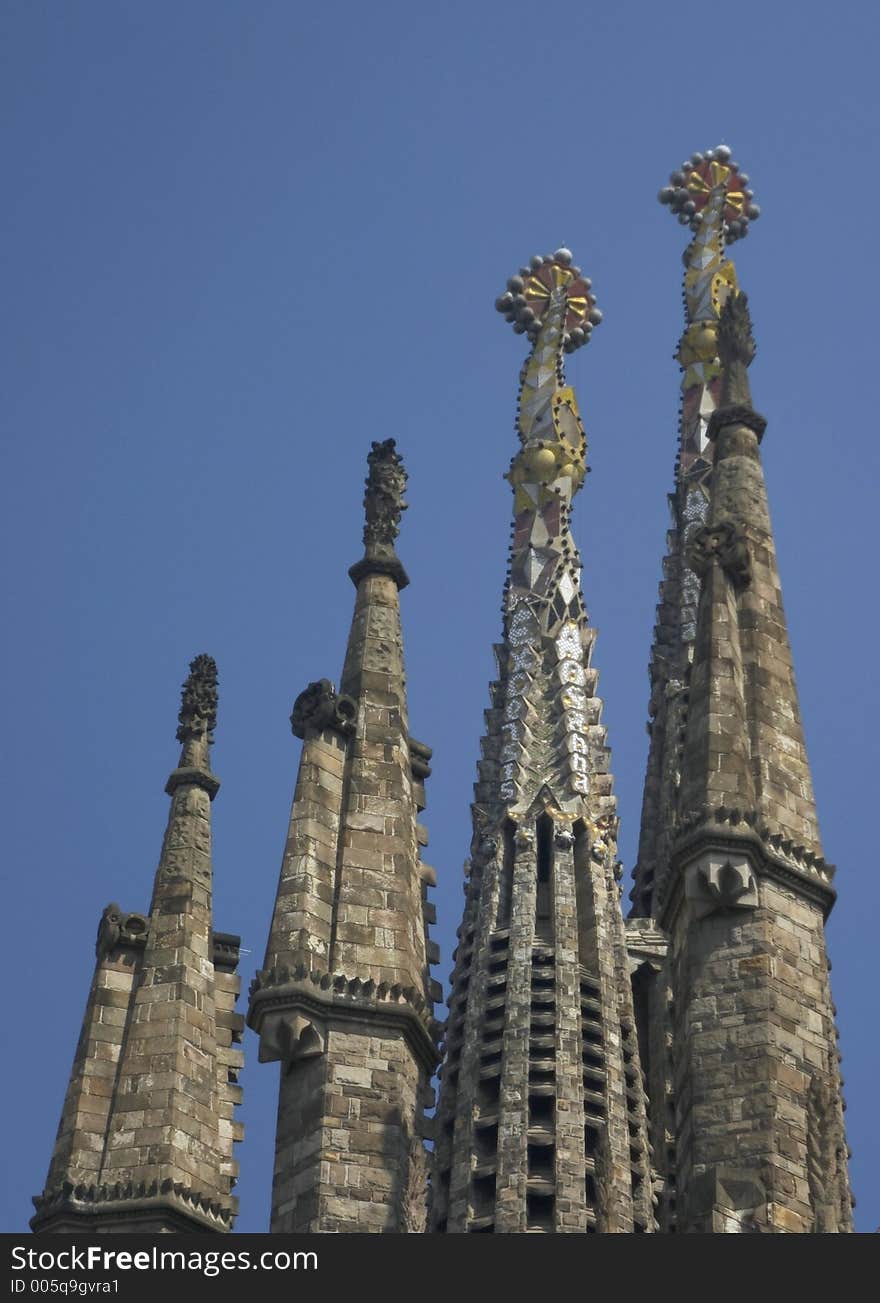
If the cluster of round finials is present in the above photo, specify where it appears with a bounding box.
[658,145,760,243]
[494,247,602,353]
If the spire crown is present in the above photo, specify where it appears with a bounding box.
[658,144,760,243]
[494,248,601,355]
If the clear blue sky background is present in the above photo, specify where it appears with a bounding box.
[3,1,877,1233]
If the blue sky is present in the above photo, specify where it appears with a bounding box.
[3,1,877,1232]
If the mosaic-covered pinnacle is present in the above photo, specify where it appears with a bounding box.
[494,247,602,354]
[176,653,218,744]
[658,145,760,243]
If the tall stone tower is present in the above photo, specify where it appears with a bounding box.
[629,146,853,1232]
[247,439,439,1232]
[32,655,244,1234]
[431,251,655,1233]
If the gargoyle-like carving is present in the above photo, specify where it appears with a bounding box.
[363,438,407,554]
[687,519,751,589]
[290,679,356,739]
[257,1012,325,1066]
[514,825,535,850]
[176,654,218,744]
[95,903,122,958]
[685,852,758,919]
[95,903,149,958]
[554,828,575,850]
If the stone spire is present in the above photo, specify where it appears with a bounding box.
[248,440,438,1233]
[32,656,243,1234]
[634,151,853,1233]
[431,251,654,1234]
[632,145,759,920]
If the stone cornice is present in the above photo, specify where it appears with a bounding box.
[657,805,836,928]
[31,1178,235,1234]
[348,554,410,590]
[247,964,439,1074]
[706,403,767,443]
[164,766,221,800]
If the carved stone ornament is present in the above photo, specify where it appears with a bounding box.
[290,679,356,739]
[363,438,407,553]
[807,1073,850,1232]
[514,825,535,850]
[687,519,751,589]
[717,290,756,369]
[257,1011,326,1065]
[95,903,149,958]
[685,852,758,920]
[554,828,575,850]
[176,653,218,743]
[401,1131,429,1233]
[95,903,122,958]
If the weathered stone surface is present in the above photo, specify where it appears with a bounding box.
[32,657,242,1235]
[249,444,437,1233]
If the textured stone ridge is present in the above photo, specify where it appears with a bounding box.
[32,657,243,1235]
[248,442,438,1233]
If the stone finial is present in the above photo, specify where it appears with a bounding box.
[717,291,756,369]
[349,440,410,588]
[363,439,407,554]
[176,654,218,744]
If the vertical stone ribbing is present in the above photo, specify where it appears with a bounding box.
[494,831,536,1232]
[552,834,588,1231]
[249,440,438,1233]
[32,656,242,1234]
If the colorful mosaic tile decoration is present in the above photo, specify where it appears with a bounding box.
[486,250,609,818]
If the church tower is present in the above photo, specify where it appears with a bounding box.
[431,251,655,1233]
[32,655,243,1233]
[247,439,439,1232]
[629,147,853,1232]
